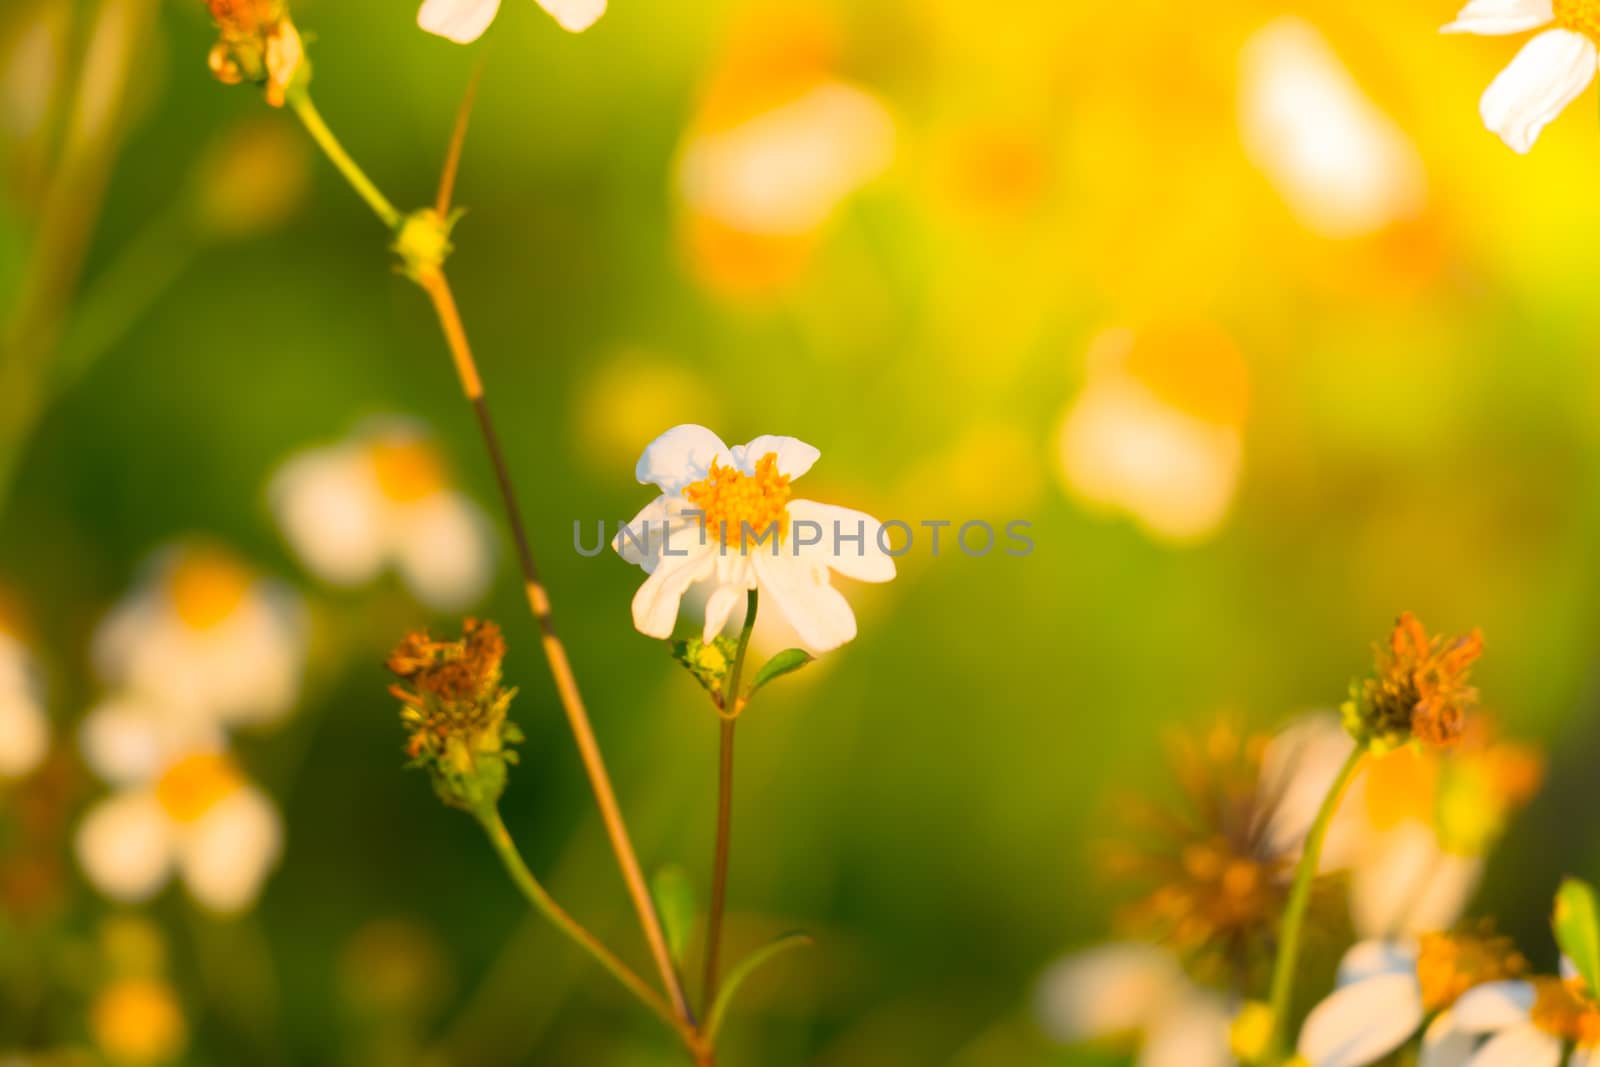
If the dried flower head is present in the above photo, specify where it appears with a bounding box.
[1343,612,1484,751]
[203,0,306,108]
[1103,722,1342,990]
[1415,925,1529,1012]
[388,619,521,813]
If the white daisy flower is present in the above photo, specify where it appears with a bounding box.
[1034,943,1234,1067]
[612,425,895,653]
[1443,0,1600,154]
[75,701,282,913]
[0,632,48,780]
[269,421,493,612]
[1297,932,1532,1067]
[93,543,307,728]
[1419,971,1600,1067]
[417,0,603,44]
[1055,325,1249,543]
[1239,17,1426,238]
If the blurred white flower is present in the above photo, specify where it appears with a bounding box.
[1055,325,1249,543]
[417,0,602,43]
[1443,0,1600,154]
[94,543,307,728]
[0,632,48,779]
[269,421,493,612]
[75,703,282,913]
[1298,934,1535,1067]
[1239,17,1426,238]
[1034,943,1234,1067]
[613,425,895,653]
[1423,974,1599,1067]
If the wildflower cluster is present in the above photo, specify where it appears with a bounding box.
[389,618,522,813]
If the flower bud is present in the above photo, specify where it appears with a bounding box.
[202,0,307,107]
[392,207,459,283]
[388,618,522,813]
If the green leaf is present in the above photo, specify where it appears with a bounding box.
[669,636,740,698]
[748,649,813,696]
[705,932,812,1042]
[1553,878,1600,996]
[650,865,696,967]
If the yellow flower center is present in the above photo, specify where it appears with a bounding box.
[1532,977,1600,1046]
[167,548,253,630]
[91,977,187,1066]
[681,453,791,546]
[155,753,243,823]
[369,437,446,503]
[1557,0,1600,42]
[1416,930,1529,1012]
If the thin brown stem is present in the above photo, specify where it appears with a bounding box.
[416,268,693,1028]
[702,717,736,1011]
[436,60,485,216]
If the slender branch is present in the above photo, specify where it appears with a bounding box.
[286,92,401,230]
[1262,744,1365,1064]
[703,590,758,1009]
[436,60,485,216]
[475,805,680,1032]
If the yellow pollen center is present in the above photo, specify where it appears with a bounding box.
[1416,931,1529,1012]
[1557,0,1600,42]
[91,977,187,1066]
[155,753,244,823]
[369,437,446,503]
[1532,977,1600,1046]
[168,548,253,630]
[681,453,791,545]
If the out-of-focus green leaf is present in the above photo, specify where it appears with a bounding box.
[705,932,812,1041]
[651,865,696,967]
[1553,878,1600,996]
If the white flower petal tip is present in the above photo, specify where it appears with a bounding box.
[1451,980,1537,1032]
[733,435,821,480]
[1034,944,1180,1042]
[1298,972,1424,1067]
[1466,1024,1563,1067]
[539,0,605,32]
[1479,29,1598,154]
[417,0,502,42]
[1441,0,1555,35]
[635,424,733,492]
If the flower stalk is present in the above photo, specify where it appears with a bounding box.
[703,590,757,1010]
[1261,743,1365,1064]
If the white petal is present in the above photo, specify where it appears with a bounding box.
[731,435,820,480]
[1569,1047,1599,1067]
[80,697,178,785]
[1139,993,1233,1067]
[1442,0,1553,35]
[1480,29,1597,154]
[630,543,715,638]
[1420,1012,1478,1067]
[702,583,745,643]
[635,425,732,494]
[1451,981,1536,1033]
[417,0,501,42]
[1034,944,1181,1042]
[268,447,386,588]
[786,500,897,583]
[1351,823,1480,939]
[536,0,604,32]
[1298,973,1424,1067]
[753,551,857,653]
[177,786,282,913]
[1258,712,1359,864]
[1466,1024,1562,1067]
[392,493,494,611]
[1337,939,1419,987]
[614,496,708,575]
[75,791,173,902]
[1402,853,1484,936]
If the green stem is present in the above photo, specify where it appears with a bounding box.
[702,590,757,1013]
[474,805,681,1036]
[286,91,402,230]
[1262,744,1365,1064]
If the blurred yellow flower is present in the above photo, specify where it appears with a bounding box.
[75,703,283,912]
[91,976,186,1067]
[674,15,894,296]
[93,542,307,727]
[269,420,493,611]
[1444,0,1600,153]
[191,116,310,238]
[1055,324,1249,543]
[417,0,603,44]
[1239,17,1426,239]
[614,425,895,652]
[0,629,48,780]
